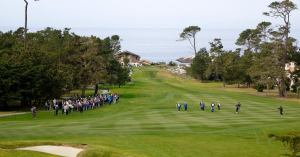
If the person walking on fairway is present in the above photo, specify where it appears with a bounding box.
[61,100,65,114]
[236,102,241,114]
[184,103,188,111]
[177,103,181,111]
[31,106,37,118]
[64,102,69,115]
[53,98,57,109]
[200,101,205,111]
[211,103,215,112]
[54,103,59,116]
[79,101,83,113]
[45,101,49,110]
[217,103,221,111]
[278,106,283,115]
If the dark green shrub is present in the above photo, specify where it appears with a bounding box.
[269,134,300,157]
[255,84,266,92]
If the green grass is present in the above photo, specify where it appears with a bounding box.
[1,66,300,157]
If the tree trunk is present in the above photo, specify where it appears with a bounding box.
[0,99,8,110]
[278,79,287,97]
[24,0,28,50]
[94,84,99,96]
[215,66,219,81]
[81,86,87,97]
[193,35,197,56]
[279,14,290,98]
[291,151,297,157]
[21,98,31,107]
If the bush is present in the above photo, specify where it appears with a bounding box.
[168,61,177,66]
[255,84,266,92]
[291,83,300,93]
[269,133,300,157]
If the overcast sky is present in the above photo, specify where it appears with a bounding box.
[0,0,299,61]
[1,0,299,29]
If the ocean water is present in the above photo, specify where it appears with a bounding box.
[72,27,244,62]
[1,27,299,62]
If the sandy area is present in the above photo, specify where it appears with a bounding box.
[17,145,83,157]
[0,112,14,115]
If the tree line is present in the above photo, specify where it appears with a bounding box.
[0,27,130,108]
[181,0,300,97]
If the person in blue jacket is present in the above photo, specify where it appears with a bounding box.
[184,103,188,111]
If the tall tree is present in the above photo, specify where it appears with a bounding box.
[24,0,28,50]
[180,26,201,55]
[238,50,253,87]
[248,44,280,93]
[110,35,121,54]
[209,38,224,83]
[236,29,260,52]
[256,21,273,42]
[190,48,210,80]
[223,52,238,84]
[263,0,297,97]
[0,27,128,107]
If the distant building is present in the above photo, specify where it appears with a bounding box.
[168,66,187,75]
[176,56,194,67]
[168,56,194,75]
[285,62,299,88]
[140,60,151,66]
[285,62,296,73]
[115,51,141,67]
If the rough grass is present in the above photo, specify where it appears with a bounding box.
[0,66,300,157]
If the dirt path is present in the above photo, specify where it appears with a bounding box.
[0,112,27,118]
[17,145,83,157]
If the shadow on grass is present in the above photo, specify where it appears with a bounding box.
[121,93,148,99]
[282,154,300,157]
[78,148,136,157]
[0,141,87,149]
